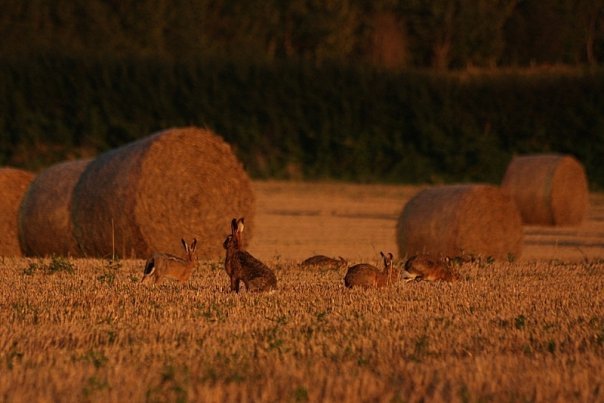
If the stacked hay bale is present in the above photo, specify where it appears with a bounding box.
[18,159,92,257]
[0,167,35,256]
[71,127,255,259]
[501,154,589,226]
[397,184,523,260]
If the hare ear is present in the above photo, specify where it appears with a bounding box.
[231,218,238,234]
[190,238,197,252]
[181,238,188,252]
[388,252,394,260]
[380,251,385,259]
[237,217,245,234]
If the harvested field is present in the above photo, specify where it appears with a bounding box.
[1,181,603,402]
[252,181,604,262]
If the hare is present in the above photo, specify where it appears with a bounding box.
[344,251,396,288]
[142,238,198,284]
[403,254,459,282]
[300,255,347,270]
[223,217,277,293]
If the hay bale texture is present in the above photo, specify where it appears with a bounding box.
[397,184,523,260]
[501,154,589,226]
[18,159,91,257]
[72,127,255,259]
[0,167,35,256]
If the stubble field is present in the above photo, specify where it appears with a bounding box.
[1,181,603,402]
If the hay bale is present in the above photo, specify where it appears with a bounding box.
[0,167,35,256]
[72,127,255,259]
[396,184,523,260]
[501,154,589,226]
[18,159,92,257]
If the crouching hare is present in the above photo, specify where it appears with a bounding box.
[402,254,459,282]
[344,251,396,288]
[223,217,277,293]
[300,255,347,270]
[142,238,198,284]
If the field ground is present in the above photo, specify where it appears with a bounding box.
[1,181,603,402]
[253,181,604,263]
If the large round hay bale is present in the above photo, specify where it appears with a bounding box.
[72,127,255,259]
[396,184,523,260]
[0,167,35,256]
[501,154,589,226]
[18,159,92,257]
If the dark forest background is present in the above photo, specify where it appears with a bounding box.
[1,0,604,186]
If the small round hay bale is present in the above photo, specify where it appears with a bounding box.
[501,154,589,226]
[396,184,523,260]
[0,167,35,256]
[72,127,255,259]
[18,159,92,257]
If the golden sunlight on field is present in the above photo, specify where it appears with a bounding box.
[1,181,603,402]
[1,256,602,402]
[252,181,604,262]
[252,181,422,261]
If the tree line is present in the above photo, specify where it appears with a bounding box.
[1,0,603,69]
[1,1,603,187]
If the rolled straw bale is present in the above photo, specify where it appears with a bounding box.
[72,127,255,259]
[501,154,589,226]
[18,159,91,257]
[396,184,523,260]
[0,167,35,256]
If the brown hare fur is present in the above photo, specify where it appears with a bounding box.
[223,217,277,293]
[403,254,459,282]
[344,251,396,288]
[300,255,347,270]
[142,238,198,284]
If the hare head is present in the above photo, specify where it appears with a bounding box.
[182,238,198,260]
[380,251,394,267]
[380,251,395,285]
[223,217,245,251]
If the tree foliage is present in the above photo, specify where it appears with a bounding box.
[1,0,603,68]
[1,1,604,186]
[1,57,604,187]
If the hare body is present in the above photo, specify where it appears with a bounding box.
[223,217,277,293]
[344,252,395,288]
[300,255,347,270]
[403,254,459,282]
[142,239,197,284]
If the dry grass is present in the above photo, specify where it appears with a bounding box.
[1,181,603,402]
[1,257,602,402]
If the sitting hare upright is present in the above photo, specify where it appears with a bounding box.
[223,217,277,293]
